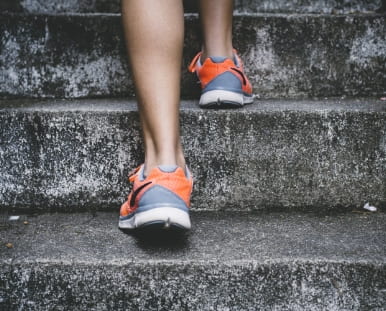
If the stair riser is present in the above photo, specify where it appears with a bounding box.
[0,105,384,211]
[1,0,383,14]
[1,262,385,310]
[1,14,385,99]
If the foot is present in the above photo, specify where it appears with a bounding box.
[119,164,193,230]
[188,49,253,108]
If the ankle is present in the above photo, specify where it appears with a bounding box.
[144,154,186,176]
[201,47,234,61]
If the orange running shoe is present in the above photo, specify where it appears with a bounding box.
[188,49,253,108]
[119,165,193,230]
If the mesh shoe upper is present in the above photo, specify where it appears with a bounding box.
[120,165,193,219]
[188,50,253,96]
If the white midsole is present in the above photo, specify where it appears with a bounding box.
[199,90,253,107]
[119,207,191,230]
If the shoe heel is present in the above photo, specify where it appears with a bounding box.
[136,207,191,230]
[199,90,244,108]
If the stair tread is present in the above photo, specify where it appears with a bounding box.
[1,0,383,14]
[1,98,385,112]
[1,211,385,264]
[2,12,386,16]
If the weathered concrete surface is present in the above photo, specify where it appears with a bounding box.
[234,0,385,13]
[0,0,383,14]
[1,211,386,310]
[0,13,385,99]
[0,99,384,211]
[0,13,133,99]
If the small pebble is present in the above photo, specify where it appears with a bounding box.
[363,202,377,212]
[5,243,13,249]
[24,221,29,225]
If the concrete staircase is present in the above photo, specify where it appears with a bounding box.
[1,1,385,310]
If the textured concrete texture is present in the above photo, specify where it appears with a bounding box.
[1,211,386,310]
[1,13,385,99]
[0,0,384,14]
[0,98,385,212]
[234,0,385,13]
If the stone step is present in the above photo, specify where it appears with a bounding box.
[1,0,384,14]
[1,211,385,310]
[1,13,385,99]
[0,98,384,212]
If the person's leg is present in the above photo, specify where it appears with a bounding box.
[199,0,234,60]
[189,0,253,108]
[119,0,192,230]
[121,0,185,175]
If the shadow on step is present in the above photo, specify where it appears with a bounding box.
[120,226,190,251]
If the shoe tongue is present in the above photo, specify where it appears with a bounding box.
[158,165,178,173]
[209,56,227,63]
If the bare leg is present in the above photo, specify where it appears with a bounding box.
[121,0,185,175]
[199,0,234,60]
